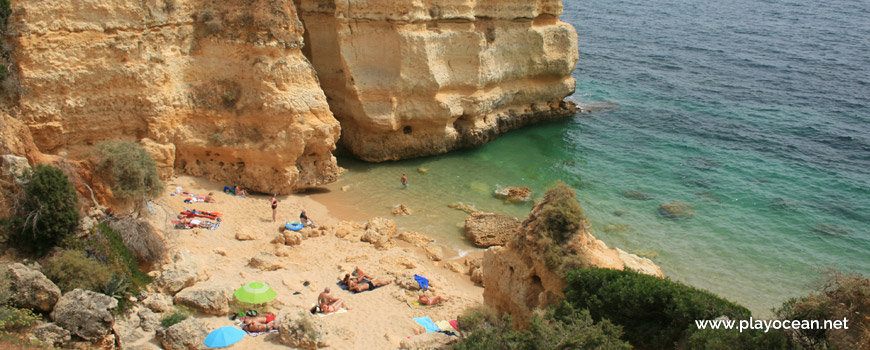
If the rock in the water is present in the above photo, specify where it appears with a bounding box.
[34,323,71,347]
[495,186,531,202]
[416,167,428,174]
[448,202,477,214]
[464,212,520,248]
[5,263,61,312]
[658,201,694,219]
[157,249,209,295]
[620,189,655,200]
[51,289,118,341]
[173,283,233,315]
[162,318,208,350]
[396,231,434,247]
[391,204,412,216]
[423,245,444,261]
[400,331,454,350]
[249,252,283,271]
[277,309,331,349]
[143,293,172,313]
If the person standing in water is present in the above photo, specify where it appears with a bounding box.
[270,195,278,222]
[401,174,408,188]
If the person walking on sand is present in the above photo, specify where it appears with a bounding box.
[401,173,408,188]
[270,195,278,222]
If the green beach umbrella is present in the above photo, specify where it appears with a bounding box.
[234,282,277,304]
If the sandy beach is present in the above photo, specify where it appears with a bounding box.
[134,175,484,349]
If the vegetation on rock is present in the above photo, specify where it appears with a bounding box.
[94,140,164,201]
[1,164,80,256]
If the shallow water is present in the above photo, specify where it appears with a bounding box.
[317,0,870,315]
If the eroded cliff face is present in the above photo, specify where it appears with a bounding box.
[5,0,341,194]
[295,0,579,161]
[482,192,662,326]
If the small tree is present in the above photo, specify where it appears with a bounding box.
[94,140,164,201]
[6,164,80,256]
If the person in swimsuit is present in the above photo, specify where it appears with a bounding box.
[401,173,408,187]
[204,192,216,203]
[270,195,278,222]
[300,209,315,228]
[317,287,349,313]
[234,185,247,197]
[418,294,449,305]
[242,315,277,332]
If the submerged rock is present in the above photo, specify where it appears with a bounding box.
[812,224,851,236]
[658,201,694,219]
[620,189,655,201]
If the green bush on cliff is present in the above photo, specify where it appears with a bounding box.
[2,164,80,256]
[43,249,113,293]
[563,268,753,349]
[454,303,630,350]
[774,271,870,350]
[94,140,163,201]
[537,184,585,244]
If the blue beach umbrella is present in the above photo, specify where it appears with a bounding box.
[204,326,246,348]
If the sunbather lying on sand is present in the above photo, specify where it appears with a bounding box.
[419,294,449,305]
[343,274,393,292]
[242,317,277,333]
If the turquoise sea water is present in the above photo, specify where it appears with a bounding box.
[316,0,870,314]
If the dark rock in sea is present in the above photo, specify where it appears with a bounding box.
[658,201,694,219]
[811,224,851,236]
[694,190,723,203]
[682,178,716,189]
[770,197,799,210]
[612,210,629,217]
[621,190,655,201]
[603,224,634,234]
[686,157,720,171]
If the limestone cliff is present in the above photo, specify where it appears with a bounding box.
[4,0,341,194]
[482,188,662,326]
[295,0,579,161]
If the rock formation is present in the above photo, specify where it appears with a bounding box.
[464,212,520,247]
[51,289,118,342]
[4,263,62,312]
[4,0,341,194]
[295,0,579,161]
[482,187,662,325]
[161,318,208,350]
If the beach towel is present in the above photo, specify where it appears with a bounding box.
[449,320,458,331]
[413,317,441,333]
[435,320,454,332]
[414,275,429,291]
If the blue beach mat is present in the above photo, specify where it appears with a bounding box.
[413,317,440,333]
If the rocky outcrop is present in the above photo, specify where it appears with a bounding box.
[248,252,283,271]
[361,217,398,250]
[464,212,520,247]
[495,186,532,202]
[173,283,233,316]
[277,309,332,349]
[5,263,62,312]
[658,201,694,219]
[161,318,208,350]
[296,0,579,161]
[482,188,662,326]
[51,289,118,342]
[156,249,210,295]
[33,323,72,348]
[5,0,341,194]
[397,231,434,247]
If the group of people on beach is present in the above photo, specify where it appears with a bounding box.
[269,194,315,228]
[309,267,448,316]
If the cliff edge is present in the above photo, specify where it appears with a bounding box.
[296,0,579,161]
[482,185,662,326]
[4,0,340,194]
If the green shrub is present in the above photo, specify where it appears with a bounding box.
[774,271,870,350]
[537,184,585,244]
[94,140,163,201]
[106,218,167,265]
[3,164,80,256]
[0,305,40,331]
[161,307,191,328]
[563,268,751,349]
[43,249,112,293]
[454,302,630,350]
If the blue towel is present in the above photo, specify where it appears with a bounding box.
[414,275,429,291]
[413,317,440,333]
